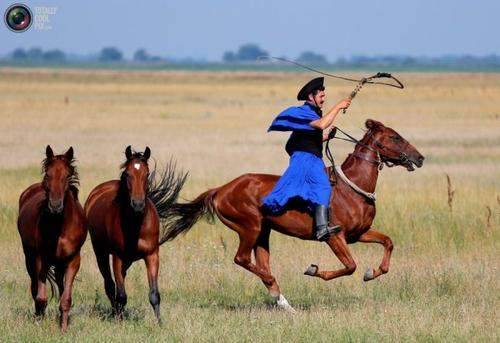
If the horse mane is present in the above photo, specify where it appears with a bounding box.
[41,155,79,199]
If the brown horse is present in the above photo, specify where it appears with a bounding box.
[162,119,424,311]
[84,146,186,322]
[17,146,87,332]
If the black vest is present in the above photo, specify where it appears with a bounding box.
[285,104,323,158]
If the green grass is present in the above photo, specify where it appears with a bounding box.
[0,69,498,342]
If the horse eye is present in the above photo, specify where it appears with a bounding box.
[392,135,401,141]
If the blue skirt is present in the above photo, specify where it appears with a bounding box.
[262,151,331,214]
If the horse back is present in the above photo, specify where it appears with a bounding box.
[18,183,46,240]
[214,173,278,207]
[84,180,119,216]
[19,182,44,210]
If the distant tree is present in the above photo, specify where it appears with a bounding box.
[133,48,150,62]
[149,56,162,62]
[223,51,235,62]
[27,47,43,60]
[99,47,123,62]
[235,43,268,61]
[43,49,66,62]
[297,51,328,64]
[11,48,27,60]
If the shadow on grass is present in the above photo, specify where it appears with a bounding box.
[162,286,364,312]
[70,290,148,323]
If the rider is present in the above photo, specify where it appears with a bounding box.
[263,77,351,241]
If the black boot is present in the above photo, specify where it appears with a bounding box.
[313,205,340,241]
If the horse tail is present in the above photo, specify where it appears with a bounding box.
[47,265,58,299]
[159,188,218,245]
[147,158,188,241]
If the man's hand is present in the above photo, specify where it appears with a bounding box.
[336,98,352,110]
[328,126,337,140]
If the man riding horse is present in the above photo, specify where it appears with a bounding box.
[263,77,351,241]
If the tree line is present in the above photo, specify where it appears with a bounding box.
[3,44,500,68]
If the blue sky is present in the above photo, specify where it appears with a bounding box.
[1,0,498,60]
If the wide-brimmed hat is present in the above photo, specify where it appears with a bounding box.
[297,77,325,101]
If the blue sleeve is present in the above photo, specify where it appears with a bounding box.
[267,106,320,132]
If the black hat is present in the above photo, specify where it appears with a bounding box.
[297,77,325,101]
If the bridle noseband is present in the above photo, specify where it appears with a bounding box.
[326,127,409,171]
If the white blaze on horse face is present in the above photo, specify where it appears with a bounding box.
[134,163,141,170]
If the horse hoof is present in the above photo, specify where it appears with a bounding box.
[304,264,319,276]
[276,294,297,314]
[363,268,374,281]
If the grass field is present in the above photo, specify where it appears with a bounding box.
[0,68,498,342]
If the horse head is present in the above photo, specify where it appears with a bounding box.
[120,145,151,213]
[42,145,78,214]
[364,119,424,171]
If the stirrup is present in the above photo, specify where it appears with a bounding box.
[315,225,341,241]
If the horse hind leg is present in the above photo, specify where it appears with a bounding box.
[94,247,116,309]
[55,265,65,297]
[23,249,40,314]
[253,226,296,313]
[219,213,296,313]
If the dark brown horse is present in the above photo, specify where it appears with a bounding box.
[84,146,185,322]
[162,119,424,311]
[17,146,87,332]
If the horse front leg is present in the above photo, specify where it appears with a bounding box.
[112,256,130,319]
[59,255,80,333]
[304,233,357,280]
[358,228,393,281]
[144,251,161,323]
[34,255,49,317]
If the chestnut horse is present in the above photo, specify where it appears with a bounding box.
[17,146,87,332]
[162,119,424,311]
[84,146,186,322]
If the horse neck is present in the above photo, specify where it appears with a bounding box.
[340,141,380,194]
[117,177,146,223]
[40,190,74,230]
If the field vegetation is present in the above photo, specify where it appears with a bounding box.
[0,68,498,341]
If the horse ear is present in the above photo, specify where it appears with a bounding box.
[365,119,383,130]
[125,145,133,160]
[46,145,54,159]
[143,147,151,160]
[65,146,74,160]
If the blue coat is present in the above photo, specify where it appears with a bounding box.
[263,103,331,214]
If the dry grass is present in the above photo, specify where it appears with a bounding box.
[0,68,498,342]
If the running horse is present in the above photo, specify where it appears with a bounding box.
[84,146,185,322]
[162,119,424,311]
[17,146,87,332]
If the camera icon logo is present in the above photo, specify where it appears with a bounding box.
[4,3,33,32]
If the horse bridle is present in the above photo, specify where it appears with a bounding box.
[326,127,409,171]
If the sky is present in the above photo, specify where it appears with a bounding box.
[1,0,498,61]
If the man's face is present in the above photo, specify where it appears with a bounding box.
[308,90,326,108]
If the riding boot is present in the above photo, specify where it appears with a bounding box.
[313,205,340,241]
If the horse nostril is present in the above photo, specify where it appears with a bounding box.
[131,199,145,212]
[49,199,64,213]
